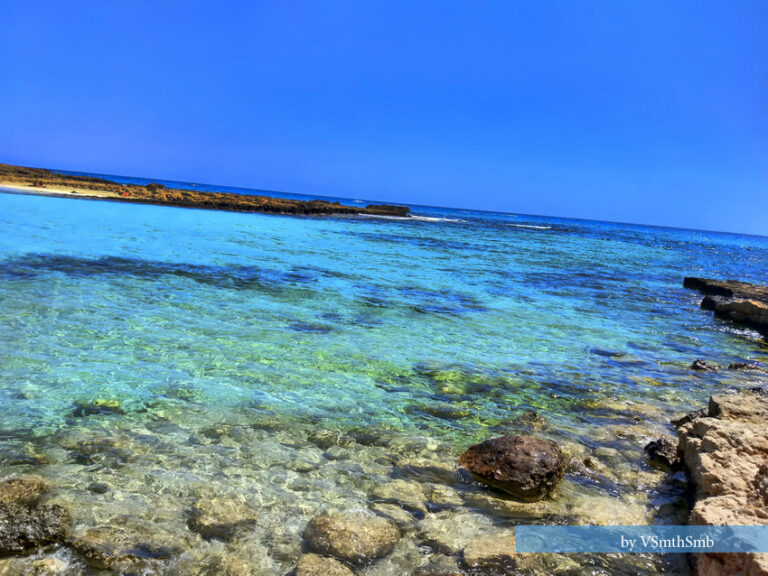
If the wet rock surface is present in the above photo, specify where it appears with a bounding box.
[676,392,768,576]
[644,436,680,469]
[690,359,718,372]
[684,277,768,335]
[457,435,566,501]
[304,510,400,565]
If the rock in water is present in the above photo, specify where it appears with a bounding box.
[644,436,680,469]
[691,359,718,372]
[296,553,355,576]
[683,277,768,336]
[0,502,71,556]
[304,510,400,565]
[186,498,259,541]
[728,362,762,371]
[463,534,517,569]
[0,475,49,505]
[457,435,566,501]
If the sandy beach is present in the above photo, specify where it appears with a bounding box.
[0,182,119,199]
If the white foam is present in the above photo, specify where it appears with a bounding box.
[509,223,552,230]
[410,215,465,222]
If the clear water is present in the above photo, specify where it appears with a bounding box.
[1,181,767,575]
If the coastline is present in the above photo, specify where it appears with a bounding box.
[0,163,411,218]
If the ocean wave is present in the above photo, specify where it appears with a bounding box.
[508,223,552,230]
[358,214,465,223]
[357,214,412,220]
[410,215,465,223]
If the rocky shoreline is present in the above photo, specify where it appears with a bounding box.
[0,163,411,218]
[673,391,768,576]
[684,277,768,336]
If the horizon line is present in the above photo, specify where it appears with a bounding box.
[16,161,768,240]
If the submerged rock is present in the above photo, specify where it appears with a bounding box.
[462,534,517,570]
[644,436,680,469]
[71,526,179,570]
[295,553,355,576]
[187,497,259,541]
[72,398,125,417]
[0,475,49,505]
[87,482,110,494]
[728,362,762,371]
[0,502,71,556]
[304,510,400,565]
[457,435,566,501]
[676,392,768,575]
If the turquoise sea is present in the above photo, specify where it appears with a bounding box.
[1,177,767,575]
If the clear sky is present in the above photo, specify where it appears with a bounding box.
[1,1,766,235]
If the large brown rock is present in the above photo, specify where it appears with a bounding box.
[304,510,400,565]
[457,435,566,501]
[676,392,768,575]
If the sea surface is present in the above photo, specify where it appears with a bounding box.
[1,176,767,575]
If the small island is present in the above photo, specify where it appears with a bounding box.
[0,163,411,218]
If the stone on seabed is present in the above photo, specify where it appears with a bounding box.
[295,553,355,576]
[304,510,400,565]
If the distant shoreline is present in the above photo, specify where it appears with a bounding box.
[0,163,410,218]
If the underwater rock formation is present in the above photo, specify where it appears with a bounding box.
[676,392,768,576]
[457,435,566,502]
[684,277,768,336]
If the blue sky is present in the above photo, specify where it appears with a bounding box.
[1,1,766,235]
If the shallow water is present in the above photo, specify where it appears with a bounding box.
[1,182,767,575]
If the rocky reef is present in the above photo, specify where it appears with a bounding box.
[675,391,768,575]
[0,163,411,218]
[684,277,768,336]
